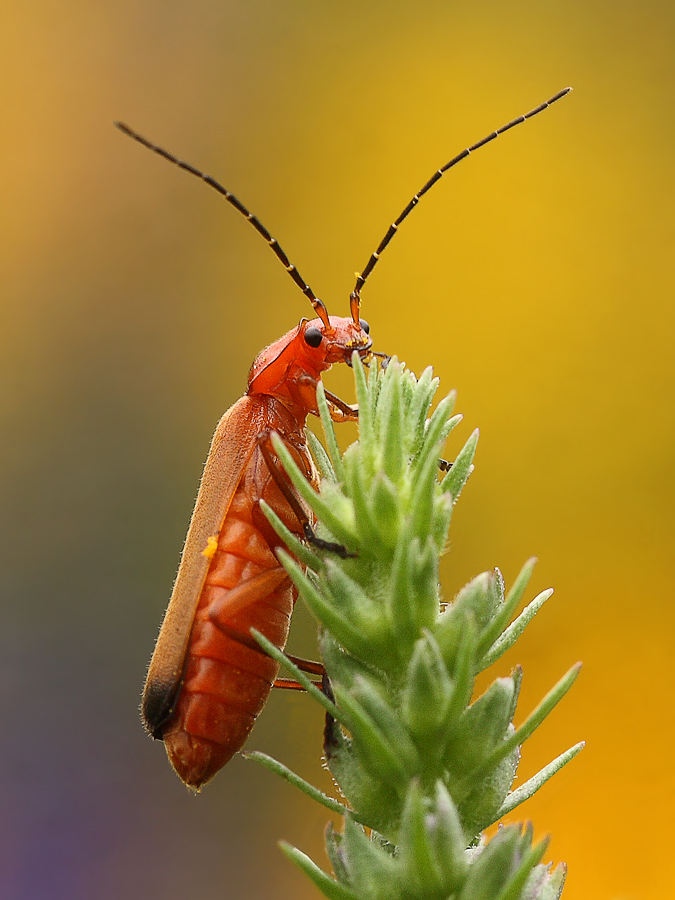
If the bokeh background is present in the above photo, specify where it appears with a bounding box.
[1,1,673,898]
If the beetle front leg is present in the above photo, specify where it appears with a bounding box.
[295,372,359,423]
[323,388,359,423]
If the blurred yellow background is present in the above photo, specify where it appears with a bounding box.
[0,2,672,898]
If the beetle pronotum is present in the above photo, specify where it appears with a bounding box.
[116,86,570,790]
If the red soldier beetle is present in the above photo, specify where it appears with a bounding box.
[115,86,570,791]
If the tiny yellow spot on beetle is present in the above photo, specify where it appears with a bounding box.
[202,535,218,559]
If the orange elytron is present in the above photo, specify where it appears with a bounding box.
[116,87,570,790]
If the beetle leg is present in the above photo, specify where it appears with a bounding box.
[322,388,359,423]
[369,350,391,367]
[274,677,323,691]
[258,433,356,559]
[286,654,326,675]
[438,458,453,472]
[275,657,329,694]
[322,674,342,759]
[301,522,357,558]
[295,372,359,423]
[272,649,325,690]
[273,656,325,691]
[272,651,326,682]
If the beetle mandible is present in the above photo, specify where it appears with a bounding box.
[116,86,570,790]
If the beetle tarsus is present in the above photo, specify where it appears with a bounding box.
[370,350,391,369]
[303,523,357,559]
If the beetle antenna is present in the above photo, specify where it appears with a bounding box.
[350,87,572,310]
[114,122,332,330]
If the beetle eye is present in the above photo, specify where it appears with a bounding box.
[359,319,370,335]
[304,326,323,348]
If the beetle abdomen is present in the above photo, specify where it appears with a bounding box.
[161,442,310,789]
[162,581,293,789]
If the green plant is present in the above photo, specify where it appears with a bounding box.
[249,355,583,900]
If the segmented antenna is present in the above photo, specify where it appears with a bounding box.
[351,87,572,308]
[114,121,332,331]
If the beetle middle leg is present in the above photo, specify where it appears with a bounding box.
[258,433,356,559]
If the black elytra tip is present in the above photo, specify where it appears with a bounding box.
[141,678,183,740]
